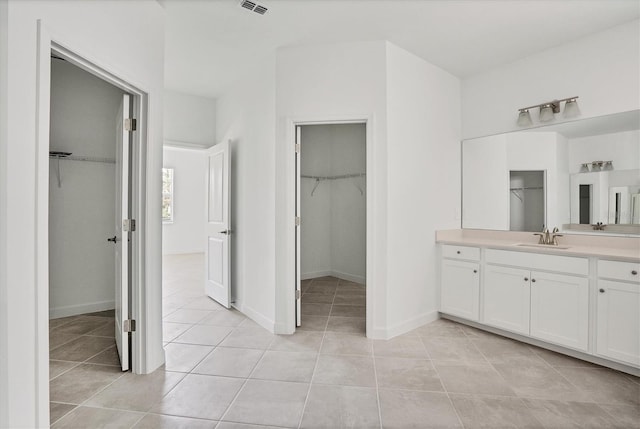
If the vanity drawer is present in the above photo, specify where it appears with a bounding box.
[486,249,588,276]
[442,245,480,261]
[598,260,640,283]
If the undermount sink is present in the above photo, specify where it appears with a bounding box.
[515,243,571,250]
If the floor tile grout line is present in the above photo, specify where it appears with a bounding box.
[296,323,329,429]
[424,343,467,429]
[370,341,384,429]
[215,345,270,426]
[75,370,128,409]
[48,361,82,382]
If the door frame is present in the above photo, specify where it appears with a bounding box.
[35,21,149,417]
[282,115,375,337]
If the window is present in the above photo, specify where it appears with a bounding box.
[162,168,174,223]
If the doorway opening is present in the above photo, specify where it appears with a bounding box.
[47,48,140,422]
[509,170,546,231]
[295,123,367,334]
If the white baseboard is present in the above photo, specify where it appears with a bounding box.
[233,301,276,334]
[50,300,115,319]
[302,270,366,284]
[301,270,332,280]
[369,310,439,340]
[330,270,366,285]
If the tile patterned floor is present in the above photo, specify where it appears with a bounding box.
[49,253,640,428]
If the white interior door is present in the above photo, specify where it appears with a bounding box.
[205,141,231,308]
[114,93,130,371]
[295,126,302,326]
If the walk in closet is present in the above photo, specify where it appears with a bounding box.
[298,123,367,332]
[49,57,125,319]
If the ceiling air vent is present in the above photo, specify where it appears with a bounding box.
[254,5,268,15]
[239,0,268,15]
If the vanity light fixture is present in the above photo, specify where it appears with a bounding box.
[516,96,580,126]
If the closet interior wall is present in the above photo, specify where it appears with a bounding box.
[49,59,125,318]
[301,123,366,284]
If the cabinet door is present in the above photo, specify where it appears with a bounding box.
[484,265,530,335]
[597,280,640,366]
[530,271,589,351]
[441,259,480,321]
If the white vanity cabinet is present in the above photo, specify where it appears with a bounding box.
[529,271,589,351]
[440,245,480,321]
[596,260,640,366]
[484,265,530,335]
[483,251,589,351]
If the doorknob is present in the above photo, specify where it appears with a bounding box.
[107,236,118,243]
[219,230,232,235]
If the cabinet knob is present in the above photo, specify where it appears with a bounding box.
[599,288,605,293]
[632,270,638,276]
[456,251,461,254]
[473,269,478,273]
[524,277,529,282]
[531,279,536,283]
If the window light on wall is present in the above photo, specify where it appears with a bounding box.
[162,168,174,223]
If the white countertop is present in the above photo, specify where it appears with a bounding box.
[436,229,640,262]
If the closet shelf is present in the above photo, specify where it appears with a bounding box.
[302,173,365,181]
[49,151,116,188]
[509,186,543,191]
[49,153,116,164]
[510,186,543,203]
[302,173,366,196]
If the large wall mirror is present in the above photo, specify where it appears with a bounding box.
[462,110,640,236]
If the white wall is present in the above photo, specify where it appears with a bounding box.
[462,20,640,139]
[275,41,388,335]
[216,55,277,331]
[0,1,165,426]
[162,147,206,255]
[568,130,640,173]
[300,124,367,283]
[164,90,216,147]
[49,59,124,318]
[385,43,461,337]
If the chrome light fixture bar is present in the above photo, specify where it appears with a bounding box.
[516,96,579,127]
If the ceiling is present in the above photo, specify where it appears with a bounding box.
[162,0,640,98]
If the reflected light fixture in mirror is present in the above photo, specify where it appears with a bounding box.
[516,96,579,126]
[517,109,533,127]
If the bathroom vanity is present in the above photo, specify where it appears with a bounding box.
[436,230,640,375]
[444,110,640,375]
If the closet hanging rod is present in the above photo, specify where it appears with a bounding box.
[509,186,543,191]
[49,153,116,164]
[301,173,366,181]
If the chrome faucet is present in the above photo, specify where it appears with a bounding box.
[533,227,563,245]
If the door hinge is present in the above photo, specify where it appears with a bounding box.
[124,118,137,132]
[295,216,301,226]
[123,319,136,333]
[296,290,301,300]
[295,143,300,154]
[123,219,136,232]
